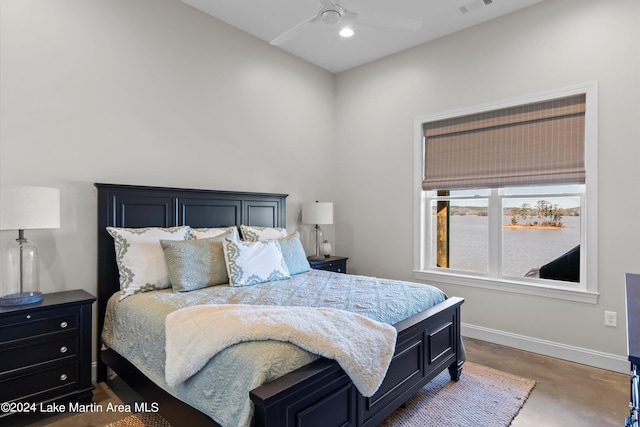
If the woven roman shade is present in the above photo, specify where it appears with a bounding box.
[422,94,586,191]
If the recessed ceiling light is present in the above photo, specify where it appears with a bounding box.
[339,27,354,38]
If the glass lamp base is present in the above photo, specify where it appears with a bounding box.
[0,291,44,306]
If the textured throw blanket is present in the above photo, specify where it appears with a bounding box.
[165,304,397,397]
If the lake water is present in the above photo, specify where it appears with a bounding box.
[431,215,581,277]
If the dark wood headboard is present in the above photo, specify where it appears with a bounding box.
[95,183,287,381]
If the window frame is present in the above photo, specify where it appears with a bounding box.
[413,82,599,304]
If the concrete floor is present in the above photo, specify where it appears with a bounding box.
[465,338,630,427]
[2,338,631,426]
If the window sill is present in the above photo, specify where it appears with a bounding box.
[413,269,599,304]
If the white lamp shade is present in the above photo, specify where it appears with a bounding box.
[302,202,333,225]
[0,186,61,230]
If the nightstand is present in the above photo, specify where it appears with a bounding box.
[308,256,349,274]
[0,289,96,418]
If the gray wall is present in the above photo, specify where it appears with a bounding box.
[0,0,337,299]
[1,0,639,371]
[334,0,640,369]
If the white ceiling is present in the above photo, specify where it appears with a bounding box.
[179,0,544,73]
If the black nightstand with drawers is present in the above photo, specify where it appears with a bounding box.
[0,290,96,418]
[308,256,349,274]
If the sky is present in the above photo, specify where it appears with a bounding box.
[433,185,583,209]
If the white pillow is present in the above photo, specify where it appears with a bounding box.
[106,226,191,300]
[189,226,239,240]
[222,239,290,287]
[240,225,287,242]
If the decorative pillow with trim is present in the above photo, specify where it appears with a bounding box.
[222,239,290,287]
[240,225,287,242]
[277,232,311,275]
[161,231,232,292]
[189,226,239,240]
[106,226,191,300]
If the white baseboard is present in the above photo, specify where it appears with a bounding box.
[462,323,630,374]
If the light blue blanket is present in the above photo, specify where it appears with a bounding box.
[165,304,397,396]
[102,269,446,427]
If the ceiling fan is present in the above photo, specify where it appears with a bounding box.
[269,0,423,46]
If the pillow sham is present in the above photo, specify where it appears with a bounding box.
[161,231,232,292]
[222,239,290,287]
[106,226,191,300]
[240,225,287,242]
[276,232,311,275]
[189,226,239,240]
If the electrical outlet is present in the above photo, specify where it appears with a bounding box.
[604,311,617,327]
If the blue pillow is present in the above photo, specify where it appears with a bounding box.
[277,232,311,275]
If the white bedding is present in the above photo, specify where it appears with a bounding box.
[165,304,397,397]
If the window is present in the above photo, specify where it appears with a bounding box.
[428,185,582,279]
[413,83,598,303]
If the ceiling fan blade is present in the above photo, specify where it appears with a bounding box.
[356,9,422,31]
[343,10,358,21]
[270,14,318,46]
[318,0,336,8]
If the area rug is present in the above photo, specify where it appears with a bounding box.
[107,362,535,427]
[378,361,535,426]
[106,412,171,427]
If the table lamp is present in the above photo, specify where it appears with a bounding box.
[0,186,60,305]
[302,201,333,261]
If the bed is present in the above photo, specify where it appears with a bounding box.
[95,183,464,427]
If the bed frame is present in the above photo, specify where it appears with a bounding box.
[96,183,464,427]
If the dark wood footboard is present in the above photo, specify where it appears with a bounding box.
[100,296,463,427]
[250,297,464,427]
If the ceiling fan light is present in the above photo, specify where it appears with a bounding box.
[339,27,354,38]
[321,10,341,25]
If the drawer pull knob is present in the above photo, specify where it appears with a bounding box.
[26,315,31,320]
[60,346,68,353]
[60,321,68,328]
[60,374,68,381]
